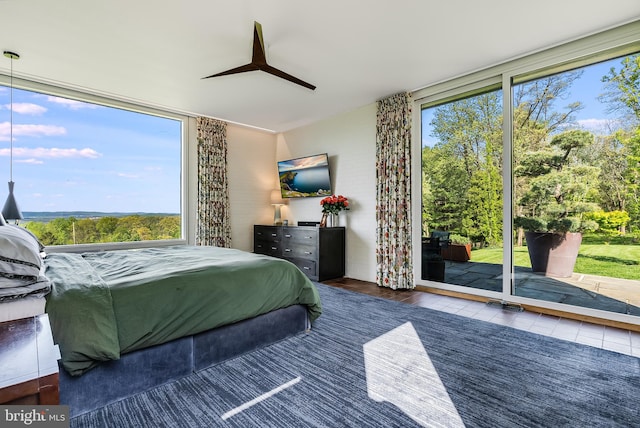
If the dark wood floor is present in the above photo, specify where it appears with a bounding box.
[321,277,440,307]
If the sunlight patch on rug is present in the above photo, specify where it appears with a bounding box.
[363,322,464,428]
[221,376,302,421]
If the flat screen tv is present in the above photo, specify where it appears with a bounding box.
[278,153,332,198]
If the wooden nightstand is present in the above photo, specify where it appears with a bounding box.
[0,313,60,405]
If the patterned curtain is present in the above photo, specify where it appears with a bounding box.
[196,117,231,248]
[376,92,413,289]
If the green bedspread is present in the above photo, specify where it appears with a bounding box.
[44,246,322,376]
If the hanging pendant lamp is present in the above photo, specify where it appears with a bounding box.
[2,50,23,223]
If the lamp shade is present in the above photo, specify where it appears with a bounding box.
[2,181,23,221]
[270,189,286,205]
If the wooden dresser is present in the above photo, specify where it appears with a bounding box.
[254,225,345,281]
[0,314,60,405]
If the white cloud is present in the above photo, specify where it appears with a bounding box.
[117,172,140,179]
[3,103,47,115]
[0,122,66,141]
[577,118,619,132]
[46,96,99,110]
[17,158,44,165]
[0,147,101,159]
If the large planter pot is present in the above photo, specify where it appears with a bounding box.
[441,243,471,262]
[524,231,582,278]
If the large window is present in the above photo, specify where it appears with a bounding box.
[0,84,183,246]
[512,54,640,317]
[416,24,640,323]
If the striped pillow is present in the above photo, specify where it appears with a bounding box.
[0,225,43,288]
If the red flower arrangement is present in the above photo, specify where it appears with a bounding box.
[320,195,350,215]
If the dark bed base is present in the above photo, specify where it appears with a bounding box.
[60,304,310,417]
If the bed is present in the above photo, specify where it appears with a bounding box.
[42,245,322,417]
[1,222,322,417]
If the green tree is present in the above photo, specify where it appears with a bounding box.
[512,71,585,243]
[600,54,640,121]
[465,166,503,245]
[47,217,75,245]
[96,216,119,240]
[424,91,503,244]
[157,216,181,239]
[515,130,601,231]
[25,214,181,246]
[74,218,98,244]
[598,54,640,231]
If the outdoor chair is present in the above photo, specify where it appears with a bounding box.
[429,230,451,253]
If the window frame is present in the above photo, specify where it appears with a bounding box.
[412,20,640,326]
[0,75,191,252]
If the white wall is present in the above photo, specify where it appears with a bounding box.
[227,125,278,251]
[277,103,378,282]
[206,104,378,283]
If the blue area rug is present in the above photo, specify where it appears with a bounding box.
[71,283,640,427]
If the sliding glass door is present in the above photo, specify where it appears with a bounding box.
[420,87,504,291]
[512,53,640,317]
[416,28,640,325]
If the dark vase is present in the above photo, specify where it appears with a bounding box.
[524,231,582,278]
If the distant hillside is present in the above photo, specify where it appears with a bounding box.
[22,211,179,222]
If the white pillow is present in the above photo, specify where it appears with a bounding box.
[0,225,43,286]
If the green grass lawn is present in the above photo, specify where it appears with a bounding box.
[471,241,640,281]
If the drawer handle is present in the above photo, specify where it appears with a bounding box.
[271,247,277,250]
[284,234,291,238]
[257,232,263,236]
[284,249,291,252]
[303,267,311,270]
[304,251,312,255]
[271,233,277,237]
[305,236,313,239]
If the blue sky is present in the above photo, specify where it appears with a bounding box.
[0,88,181,213]
[0,56,628,214]
[421,56,626,147]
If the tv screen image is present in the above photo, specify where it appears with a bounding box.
[278,153,332,198]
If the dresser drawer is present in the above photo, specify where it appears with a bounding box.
[254,240,281,257]
[282,244,315,260]
[287,258,317,277]
[253,225,344,281]
[282,227,317,244]
[254,226,282,241]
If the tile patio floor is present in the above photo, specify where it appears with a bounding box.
[443,261,640,316]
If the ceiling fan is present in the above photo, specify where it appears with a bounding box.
[202,21,316,91]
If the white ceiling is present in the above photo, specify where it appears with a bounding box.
[1,0,639,133]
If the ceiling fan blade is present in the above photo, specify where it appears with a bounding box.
[202,63,259,79]
[251,21,267,65]
[262,64,316,91]
[203,21,316,90]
